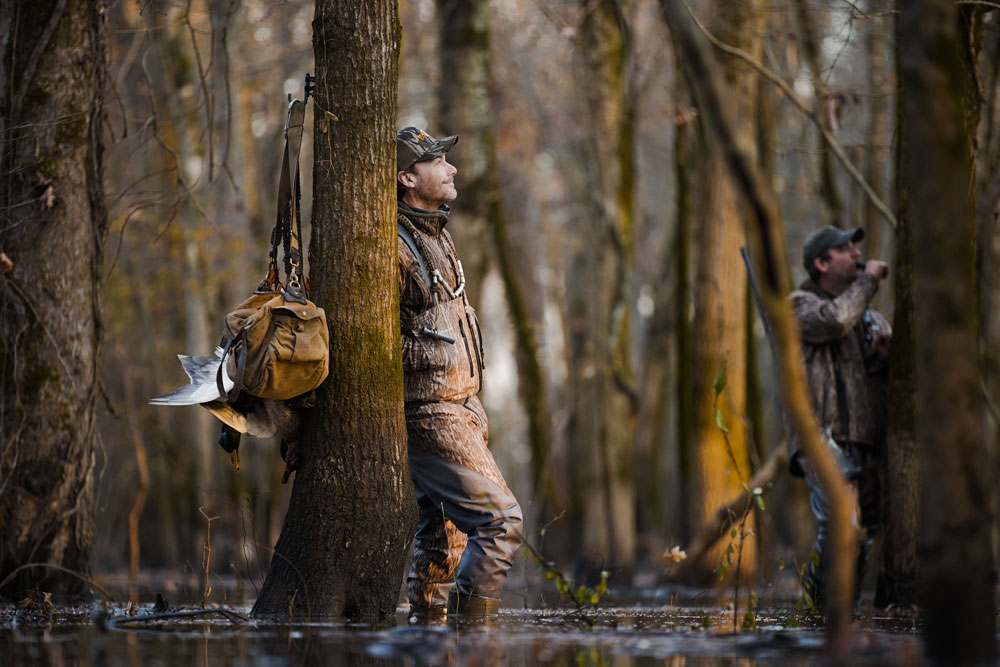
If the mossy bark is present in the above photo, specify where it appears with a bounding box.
[563,0,636,577]
[251,0,416,621]
[0,0,108,598]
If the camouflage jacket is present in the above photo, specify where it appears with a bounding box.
[397,202,503,483]
[788,274,891,467]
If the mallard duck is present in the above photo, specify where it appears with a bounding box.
[149,350,302,479]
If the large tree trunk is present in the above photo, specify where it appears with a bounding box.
[683,0,759,583]
[0,0,108,598]
[900,1,996,661]
[251,0,416,620]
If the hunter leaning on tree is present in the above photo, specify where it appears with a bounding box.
[789,226,891,611]
[395,127,523,618]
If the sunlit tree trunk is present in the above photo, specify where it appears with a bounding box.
[673,107,694,542]
[0,0,108,597]
[564,0,636,577]
[900,1,996,661]
[251,0,416,620]
[684,0,759,583]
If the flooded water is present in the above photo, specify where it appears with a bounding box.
[1,602,925,666]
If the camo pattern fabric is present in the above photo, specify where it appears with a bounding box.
[396,203,509,488]
[397,127,458,171]
[406,513,468,610]
[788,273,891,463]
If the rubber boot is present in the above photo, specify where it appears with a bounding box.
[447,591,499,617]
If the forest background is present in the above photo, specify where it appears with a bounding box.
[2,0,1000,634]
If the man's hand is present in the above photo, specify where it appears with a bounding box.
[864,259,889,279]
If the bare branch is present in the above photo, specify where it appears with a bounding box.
[681,0,898,230]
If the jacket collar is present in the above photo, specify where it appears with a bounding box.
[398,200,450,237]
[798,278,835,300]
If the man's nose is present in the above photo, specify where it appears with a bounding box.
[446,161,457,177]
[848,243,860,258]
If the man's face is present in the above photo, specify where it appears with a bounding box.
[815,241,860,295]
[400,155,458,209]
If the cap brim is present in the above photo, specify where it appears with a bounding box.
[420,135,458,160]
[826,227,865,248]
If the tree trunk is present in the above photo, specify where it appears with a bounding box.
[436,0,556,517]
[876,7,918,608]
[564,0,637,577]
[790,0,842,227]
[900,1,996,661]
[863,16,891,313]
[674,109,694,543]
[0,0,108,598]
[684,0,759,583]
[251,0,416,620]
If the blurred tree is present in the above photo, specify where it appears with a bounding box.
[682,0,760,582]
[876,4,918,609]
[436,0,557,518]
[0,0,108,597]
[791,0,843,227]
[251,0,415,620]
[900,1,996,661]
[564,0,637,577]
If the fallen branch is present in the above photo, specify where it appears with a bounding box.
[666,445,788,576]
[105,607,249,631]
[0,563,116,602]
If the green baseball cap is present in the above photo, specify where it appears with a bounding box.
[396,127,458,172]
[802,226,865,271]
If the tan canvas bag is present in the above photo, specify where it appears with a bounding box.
[216,95,329,402]
[219,292,329,401]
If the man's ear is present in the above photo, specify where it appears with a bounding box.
[812,256,828,275]
[397,170,414,189]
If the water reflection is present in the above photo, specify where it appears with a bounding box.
[0,605,924,666]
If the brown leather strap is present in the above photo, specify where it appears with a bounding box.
[263,98,308,302]
[217,330,247,403]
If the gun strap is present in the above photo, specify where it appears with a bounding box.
[830,343,851,441]
[397,217,432,289]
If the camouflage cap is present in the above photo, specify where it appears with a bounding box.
[397,127,458,172]
[802,225,865,271]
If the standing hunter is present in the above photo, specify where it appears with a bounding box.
[790,226,891,611]
[395,127,523,618]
